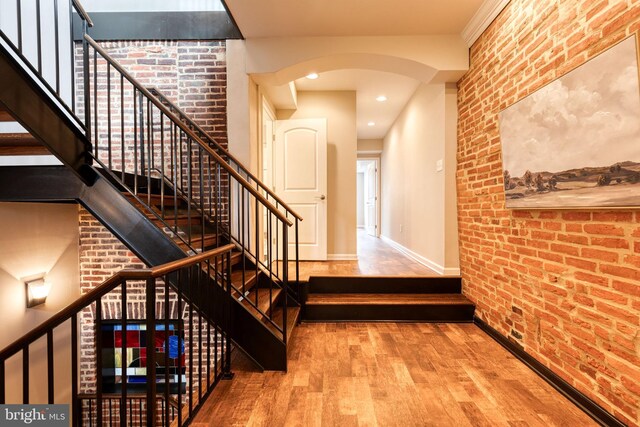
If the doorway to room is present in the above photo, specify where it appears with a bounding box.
[356,158,380,238]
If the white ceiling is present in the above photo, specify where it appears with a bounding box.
[224,0,484,38]
[295,70,421,140]
[226,0,491,140]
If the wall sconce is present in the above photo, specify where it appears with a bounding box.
[26,277,51,308]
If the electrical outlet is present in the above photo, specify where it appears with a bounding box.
[400,224,403,233]
[436,159,444,172]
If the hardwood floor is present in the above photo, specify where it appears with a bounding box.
[191,323,595,426]
[295,230,440,281]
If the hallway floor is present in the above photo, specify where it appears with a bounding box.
[296,230,440,281]
[191,323,595,426]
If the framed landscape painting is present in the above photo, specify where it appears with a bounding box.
[499,35,640,209]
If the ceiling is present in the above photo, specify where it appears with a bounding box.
[295,70,421,140]
[224,0,484,38]
[225,0,489,141]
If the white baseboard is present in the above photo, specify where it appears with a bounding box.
[327,253,358,261]
[380,235,460,276]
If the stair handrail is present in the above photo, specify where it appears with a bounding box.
[0,243,235,426]
[84,35,291,227]
[0,244,234,363]
[147,86,303,222]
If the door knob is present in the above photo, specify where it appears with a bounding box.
[316,195,326,200]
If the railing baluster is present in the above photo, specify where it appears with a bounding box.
[145,278,157,427]
[120,282,127,427]
[69,0,75,111]
[188,266,193,417]
[95,300,103,426]
[120,73,125,181]
[199,147,205,252]
[83,28,91,140]
[21,346,29,404]
[107,62,111,168]
[134,88,138,193]
[177,270,183,427]
[36,0,42,73]
[164,277,170,426]
[16,0,22,51]
[71,316,78,427]
[160,114,166,219]
[47,330,54,404]
[54,0,60,93]
[92,47,100,148]
[0,359,5,404]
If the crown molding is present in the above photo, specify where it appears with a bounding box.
[462,0,510,47]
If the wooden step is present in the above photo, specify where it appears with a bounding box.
[176,233,218,251]
[0,133,48,155]
[125,192,181,207]
[147,213,203,227]
[303,293,475,322]
[0,110,15,121]
[231,269,259,292]
[307,276,462,294]
[269,306,300,343]
[241,287,282,318]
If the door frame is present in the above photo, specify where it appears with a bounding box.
[356,156,381,238]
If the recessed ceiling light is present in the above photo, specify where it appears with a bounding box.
[367,121,375,126]
[306,73,319,80]
[376,95,387,102]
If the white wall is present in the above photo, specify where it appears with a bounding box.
[277,91,357,259]
[81,0,225,12]
[381,83,459,274]
[0,203,80,404]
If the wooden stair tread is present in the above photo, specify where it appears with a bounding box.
[0,110,15,121]
[124,192,181,206]
[231,269,259,290]
[306,293,474,305]
[240,287,282,316]
[176,233,218,250]
[0,133,48,155]
[268,306,300,343]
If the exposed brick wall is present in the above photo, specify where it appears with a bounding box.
[457,1,640,426]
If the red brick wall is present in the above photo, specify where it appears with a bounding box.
[76,40,228,398]
[457,1,640,426]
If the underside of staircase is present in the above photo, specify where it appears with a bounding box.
[0,25,301,372]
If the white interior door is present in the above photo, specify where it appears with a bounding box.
[364,161,377,236]
[275,118,327,260]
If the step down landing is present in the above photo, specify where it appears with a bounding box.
[302,276,474,322]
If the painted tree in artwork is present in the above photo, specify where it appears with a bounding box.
[503,170,511,190]
[524,170,533,189]
[535,173,545,192]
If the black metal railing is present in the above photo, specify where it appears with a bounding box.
[82,35,298,344]
[0,244,235,427]
[0,0,93,128]
[149,87,302,299]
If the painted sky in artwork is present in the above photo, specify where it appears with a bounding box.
[500,36,640,178]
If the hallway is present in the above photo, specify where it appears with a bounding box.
[192,323,595,426]
[296,230,440,281]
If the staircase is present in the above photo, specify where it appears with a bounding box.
[0,1,301,425]
[303,276,475,322]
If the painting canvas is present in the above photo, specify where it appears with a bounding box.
[100,321,186,393]
[499,35,640,208]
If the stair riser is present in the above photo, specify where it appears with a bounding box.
[306,276,462,295]
[303,304,475,322]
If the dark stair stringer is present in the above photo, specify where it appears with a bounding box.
[0,165,288,370]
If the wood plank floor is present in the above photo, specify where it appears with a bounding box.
[191,323,596,426]
[295,230,440,281]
